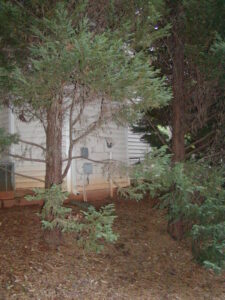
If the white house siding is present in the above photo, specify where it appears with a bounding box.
[127,128,150,164]
[12,116,70,189]
[8,99,130,192]
[2,102,149,192]
[0,107,10,162]
[70,123,129,193]
[68,101,129,193]
[12,117,46,189]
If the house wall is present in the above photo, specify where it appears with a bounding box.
[70,122,129,194]
[10,101,130,192]
[2,107,150,198]
[66,101,129,194]
[12,117,46,189]
[0,107,10,162]
[3,101,150,194]
[128,128,150,164]
[12,117,71,189]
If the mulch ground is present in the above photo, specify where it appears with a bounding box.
[0,199,224,300]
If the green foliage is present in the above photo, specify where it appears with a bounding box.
[10,3,170,119]
[26,185,118,253]
[0,1,26,65]
[78,204,118,253]
[119,146,172,200]
[132,0,225,160]
[124,147,225,272]
[26,184,70,227]
[0,127,18,154]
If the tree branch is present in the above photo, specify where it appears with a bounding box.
[186,137,214,158]
[146,117,172,151]
[185,130,215,151]
[61,89,78,179]
[62,97,105,179]
[202,151,225,160]
[18,139,46,151]
[0,166,45,183]
[63,156,113,164]
[9,153,46,163]
[71,89,85,127]
[72,98,105,145]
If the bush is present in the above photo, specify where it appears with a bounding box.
[26,185,118,253]
[119,146,172,201]
[123,147,225,272]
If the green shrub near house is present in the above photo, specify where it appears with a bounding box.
[26,185,118,253]
[122,147,225,273]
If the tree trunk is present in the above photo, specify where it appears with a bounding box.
[43,99,63,247]
[168,29,186,240]
[45,99,63,188]
[171,34,185,163]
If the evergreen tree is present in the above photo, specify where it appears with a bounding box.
[1,1,170,187]
[132,0,225,162]
[120,0,225,242]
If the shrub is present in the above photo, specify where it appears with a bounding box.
[26,185,118,253]
[123,147,225,272]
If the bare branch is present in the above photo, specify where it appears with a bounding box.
[62,120,102,179]
[72,121,98,145]
[72,98,105,145]
[71,87,86,127]
[63,155,111,164]
[0,166,45,183]
[62,97,105,179]
[61,85,81,179]
[202,151,225,160]
[72,103,85,127]
[9,153,46,163]
[18,139,46,152]
[37,113,47,133]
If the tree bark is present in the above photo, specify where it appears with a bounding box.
[171,33,185,163]
[168,21,186,240]
[45,99,63,188]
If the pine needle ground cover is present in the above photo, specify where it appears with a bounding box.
[0,199,224,300]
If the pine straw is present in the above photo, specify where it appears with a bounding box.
[0,199,224,300]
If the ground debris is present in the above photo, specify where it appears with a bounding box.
[0,200,224,299]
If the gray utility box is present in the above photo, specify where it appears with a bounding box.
[0,162,15,191]
[81,147,89,159]
[83,163,93,175]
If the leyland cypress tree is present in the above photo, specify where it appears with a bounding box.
[4,1,170,188]
[126,0,225,242]
[132,0,225,162]
[0,1,32,156]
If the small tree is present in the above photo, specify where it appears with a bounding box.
[27,185,118,252]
